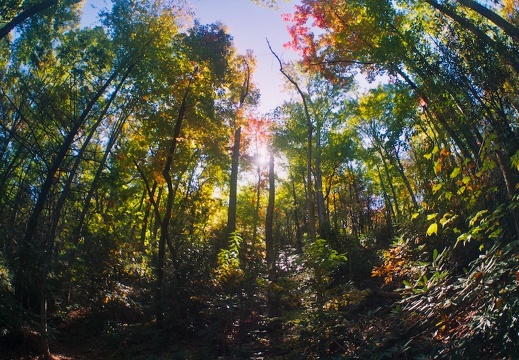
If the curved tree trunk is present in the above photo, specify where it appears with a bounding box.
[156,73,194,329]
[268,39,317,243]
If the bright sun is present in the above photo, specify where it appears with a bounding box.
[255,144,270,166]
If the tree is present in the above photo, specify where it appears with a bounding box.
[268,40,317,243]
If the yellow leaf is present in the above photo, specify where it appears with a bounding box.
[432,183,443,193]
[450,167,461,179]
[427,223,438,236]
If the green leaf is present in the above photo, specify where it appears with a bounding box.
[432,183,443,193]
[426,223,438,236]
[457,233,469,242]
[439,212,456,227]
[450,167,461,179]
[469,210,489,227]
[489,228,503,239]
[432,248,438,261]
[512,150,519,171]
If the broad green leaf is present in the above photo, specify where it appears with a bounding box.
[432,248,438,261]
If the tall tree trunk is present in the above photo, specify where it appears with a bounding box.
[156,71,195,329]
[457,0,519,41]
[20,66,120,259]
[140,182,157,251]
[227,127,241,239]
[424,0,519,73]
[391,148,418,210]
[265,155,275,277]
[0,0,62,40]
[315,121,328,238]
[290,172,303,252]
[15,64,127,358]
[252,165,261,245]
[268,39,316,242]
[265,155,277,316]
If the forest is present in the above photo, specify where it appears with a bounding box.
[2,0,519,358]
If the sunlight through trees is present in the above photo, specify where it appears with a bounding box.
[2,0,519,358]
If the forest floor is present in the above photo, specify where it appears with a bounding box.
[48,297,400,358]
[4,283,406,359]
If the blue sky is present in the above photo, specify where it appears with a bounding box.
[194,0,301,112]
[81,0,302,113]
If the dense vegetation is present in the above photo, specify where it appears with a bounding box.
[2,0,519,358]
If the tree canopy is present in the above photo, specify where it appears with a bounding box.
[2,0,519,358]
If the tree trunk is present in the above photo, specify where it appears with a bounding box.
[21,67,119,250]
[267,39,316,242]
[265,155,275,276]
[227,127,241,239]
[265,155,277,316]
[424,0,519,73]
[252,166,261,245]
[14,64,126,357]
[457,0,519,41]
[0,0,61,40]
[156,70,195,328]
[140,182,157,251]
[290,173,303,252]
[315,121,328,238]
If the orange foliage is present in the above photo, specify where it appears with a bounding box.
[372,242,415,286]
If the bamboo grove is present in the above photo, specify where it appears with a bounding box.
[2,0,519,358]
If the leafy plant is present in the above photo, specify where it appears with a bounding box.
[213,232,245,292]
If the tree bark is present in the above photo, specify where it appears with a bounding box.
[252,166,261,245]
[0,0,63,40]
[314,120,328,238]
[424,0,519,73]
[265,155,277,316]
[156,69,196,328]
[227,126,241,238]
[265,155,275,277]
[457,0,519,41]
